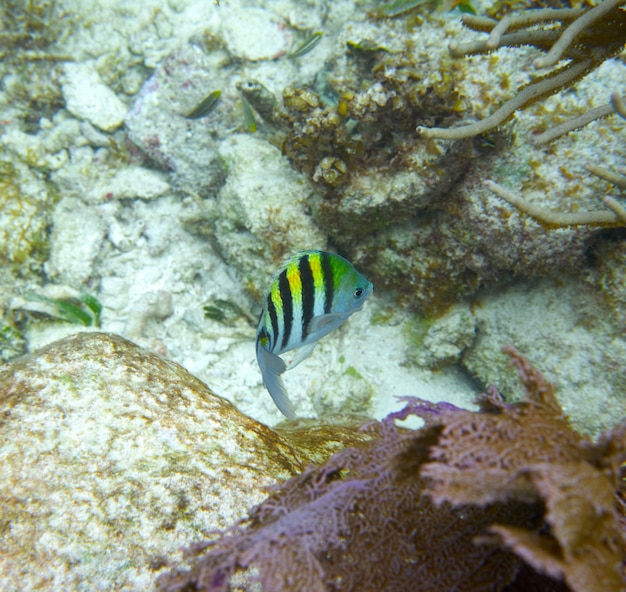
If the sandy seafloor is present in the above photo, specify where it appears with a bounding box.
[1,0,625,432]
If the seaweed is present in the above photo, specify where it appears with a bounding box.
[25,292,102,327]
[157,347,626,592]
[0,0,69,54]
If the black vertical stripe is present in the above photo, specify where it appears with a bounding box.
[267,294,279,352]
[279,270,293,350]
[321,252,334,314]
[299,254,315,341]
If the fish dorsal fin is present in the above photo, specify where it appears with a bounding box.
[256,341,296,420]
[286,341,318,370]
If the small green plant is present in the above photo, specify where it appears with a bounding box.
[26,292,102,327]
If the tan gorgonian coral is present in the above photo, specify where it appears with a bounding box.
[417,0,626,228]
[417,0,626,142]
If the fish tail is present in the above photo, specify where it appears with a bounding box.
[256,340,296,420]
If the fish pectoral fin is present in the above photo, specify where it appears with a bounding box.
[256,344,296,420]
[286,342,317,370]
[307,312,350,340]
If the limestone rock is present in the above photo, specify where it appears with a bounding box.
[208,133,327,298]
[62,63,127,132]
[219,8,292,61]
[50,141,170,205]
[419,305,476,368]
[461,277,626,438]
[124,44,226,195]
[44,196,108,285]
[0,332,311,590]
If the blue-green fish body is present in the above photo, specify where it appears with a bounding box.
[256,250,373,419]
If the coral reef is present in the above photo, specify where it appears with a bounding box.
[264,2,625,314]
[1,0,624,545]
[157,347,626,592]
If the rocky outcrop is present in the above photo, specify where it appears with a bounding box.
[0,332,366,590]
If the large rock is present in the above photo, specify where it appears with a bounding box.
[0,332,366,590]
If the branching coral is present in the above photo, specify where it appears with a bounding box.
[417,0,626,141]
[157,348,626,592]
[484,179,624,227]
[485,110,626,229]
[484,88,626,228]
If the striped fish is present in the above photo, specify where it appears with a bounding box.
[256,250,373,419]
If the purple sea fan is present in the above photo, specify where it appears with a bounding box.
[158,410,534,591]
[158,347,626,592]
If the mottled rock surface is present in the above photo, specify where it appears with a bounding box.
[207,133,327,298]
[44,196,108,285]
[62,62,127,132]
[0,332,366,590]
[462,276,626,438]
[124,44,226,195]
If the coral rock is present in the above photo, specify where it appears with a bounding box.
[124,44,225,194]
[207,133,327,298]
[62,62,127,132]
[0,332,313,590]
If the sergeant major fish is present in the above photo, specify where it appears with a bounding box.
[256,250,373,419]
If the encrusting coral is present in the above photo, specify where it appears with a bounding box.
[157,347,626,592]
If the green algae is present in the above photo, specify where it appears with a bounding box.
[0,159,58,276]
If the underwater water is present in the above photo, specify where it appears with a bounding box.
[0,0,625,589]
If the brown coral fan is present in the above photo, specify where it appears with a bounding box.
[397,346,626,592]
[158,347,626,592]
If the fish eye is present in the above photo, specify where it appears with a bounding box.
[354,287,364,299]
